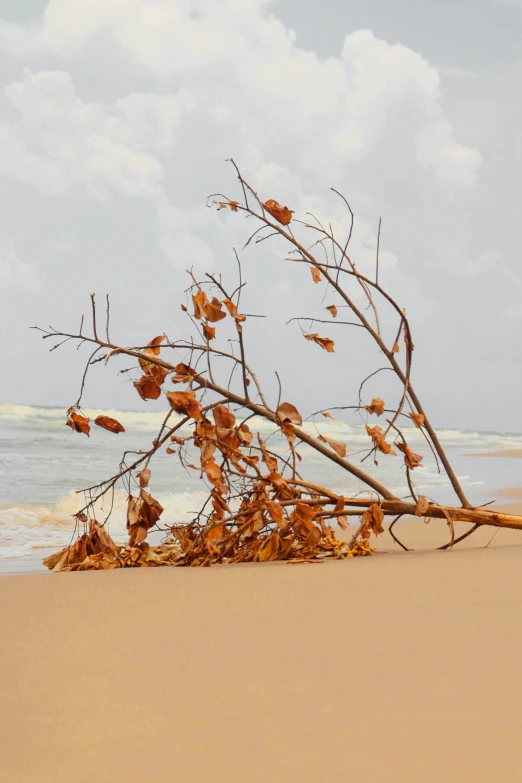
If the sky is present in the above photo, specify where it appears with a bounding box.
[0,0,521,432]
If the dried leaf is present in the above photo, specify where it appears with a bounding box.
[281,420,295,444]
[95,415,125,434]
[265,500,285,527]
[365,398,385,417]
[139,336,169,384]
[361,504,384,536]
[223,298,237,317]
[192,290,226,323]
[366,425,397,456]
[304,333,335,352]
[334,496,345,513]
[262,198,293,225]
[337,515,348,531]
[134,375,162,401]
[258,533,281,562]
[258,434,278,472]
[205,522,225,542]
[322,411,335,419]
[237,423,253,445]
[213,404,236,429]
[318,434,346,458]
[304,525,321,549]
[409,412,425,428]
[203,323,216,341]
[310,267,322,284]
[392,343,399,353]
[326,305,338,318]
[65,410,90,436]
[137,468,151,488]
[415,495,430,516]
[171,363,197,384]
[277,401,302,426]
[397,441,423,469]
[166,390,203,420]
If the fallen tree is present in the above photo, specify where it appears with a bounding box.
[37,160,522,571]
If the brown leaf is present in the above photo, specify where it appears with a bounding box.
[258,533,281,562]
[166,390,203,420]
[277,401,303,426]
[258,434,278,472]
[304,525,321,549]
[392,342,399,353]
[127,491,164,547]
[95,415,125,434]
[139,335,169,384]
[237,423,253,445]
[203,459,228,494]
[409,412,425,428]
[262,198,293,225]
[192,290,226,323]
[65,410,90,436]
[334,496,345,513]
[397,441,423,469]
[365,398,385,416]
[203,323,216,341]
[337,515,348,531]
[281,420,295,444]
[205,522,225,542]
[223,298,237,317]
[137,468,151,488]
[361,503,384,536]
[326,305,338,318]
[265,500,285,527]
[322,411,335,419]
[318,434,347,458]
[134,375,161,401]
[213,404,236,429]
[415,495,430,516]
[310,267,322,283]
[304,333,335,352]
[366,425,397,456]
[171,363,196,384]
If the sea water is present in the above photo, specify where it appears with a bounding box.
[1,401,521,573]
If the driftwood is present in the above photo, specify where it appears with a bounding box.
[35,160,522,570]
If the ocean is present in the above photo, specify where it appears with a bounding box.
[1,401,521,573]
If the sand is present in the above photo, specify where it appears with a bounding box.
[468,448,522,459]
[3,503,522,783]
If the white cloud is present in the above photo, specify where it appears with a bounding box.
[0,3,480,187]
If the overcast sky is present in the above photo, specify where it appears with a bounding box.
[0,0,521,432]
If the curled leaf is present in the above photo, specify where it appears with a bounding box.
[171,363,197,384]
[361,504,384,536]
[397,441,423,469]
[262,199,293,225]
[213,404,236,429]
[318,434,346,458]
[192,290,226,323]
[409,412,425,428]
[95,415,125,434]
[134,376,161,401]
[137,468,151,488]
[66,410,90,436]
[277,401,303,426]
[365,398,385,416]
[326,305,338,318]
[366,425,396,456]
[310,267,322,284]
[166,390,203,421]
[304,333,335,352]
[203,323,216,341]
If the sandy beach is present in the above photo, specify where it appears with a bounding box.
[3,504,522,783]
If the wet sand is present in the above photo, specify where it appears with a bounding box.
[468,448,522,459]
[2,502,522,782]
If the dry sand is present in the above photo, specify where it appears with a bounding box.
[3,505,522,783]
[467,448,522,459]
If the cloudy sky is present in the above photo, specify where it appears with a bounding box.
[0,0,521,432]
